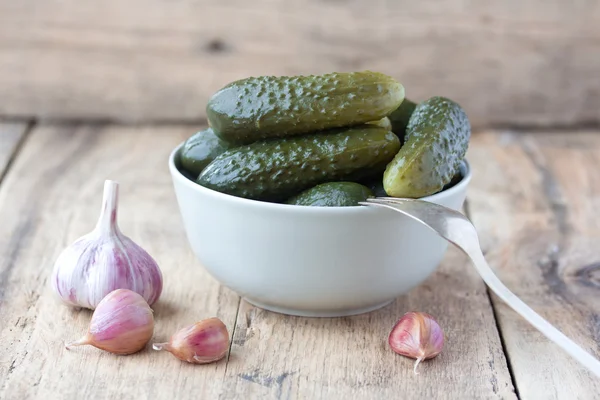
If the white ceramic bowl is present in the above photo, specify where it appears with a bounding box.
[169,144,471,317]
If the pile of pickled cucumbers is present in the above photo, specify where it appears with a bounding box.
[177,71,471,207]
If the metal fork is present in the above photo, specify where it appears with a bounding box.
[360,197,600,378]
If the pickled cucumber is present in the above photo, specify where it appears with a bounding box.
[388,98,417,143]
[206,71,404,144]
[197,126,401,201]
[286,182,373,207]
[383,96,470,198]
[179,128,234,176]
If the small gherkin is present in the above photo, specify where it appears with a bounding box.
[206,71,405,144]
[179,128,234,176]
[286,182,374,207]
[383,96,470,198]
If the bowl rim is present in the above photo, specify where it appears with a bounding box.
[168,141,472,214]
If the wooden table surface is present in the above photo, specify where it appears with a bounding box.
[0,122,599,399]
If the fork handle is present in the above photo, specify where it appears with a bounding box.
[468,248,600,378]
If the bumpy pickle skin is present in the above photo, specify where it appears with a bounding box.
[286,182,374,207]
[197,126,400,201]
[383,96,470,198]
[206,71,405,144]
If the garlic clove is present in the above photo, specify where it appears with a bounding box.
[388,311,445,374]
[66,289,154,355]
[51,180,163,310]
[153,318,230,364]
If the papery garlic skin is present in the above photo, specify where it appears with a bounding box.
[388,311,444,373]
[51,180,163,310]
[66,289,154,355]
[153,318,230,364]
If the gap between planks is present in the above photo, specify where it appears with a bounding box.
[223,296,243,378]
[0,120,35,185]
[464,197,521,399]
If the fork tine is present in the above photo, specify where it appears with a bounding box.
[358,199,406,209]
[358,199,443,237]
[368,197,412,203]
[364,197,469,221]
[361,198,409,207]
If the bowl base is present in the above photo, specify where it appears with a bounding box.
[243,298,395,318]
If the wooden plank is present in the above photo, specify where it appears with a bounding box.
[467,131,600,399]
[0,121,28,178]
[0,124,240,399]
[222,247,517,399]
[1,1,600,127]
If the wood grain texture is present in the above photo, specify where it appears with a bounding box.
[0,125,517,399]
[0,124,240,399]
[467,131,600,399]
[1,1,600,127]
[223,247,516,400]
[0,121,28,178]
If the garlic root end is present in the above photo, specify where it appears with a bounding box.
[152,342,170,351]
[413,356,423,375]
[65,336,90,350]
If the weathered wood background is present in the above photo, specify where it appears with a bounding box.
[1,0,600,127]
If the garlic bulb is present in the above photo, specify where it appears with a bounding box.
[153,318,230,364]
[388,311,445,374]
[66,289,154,355]
[51,180,163,310]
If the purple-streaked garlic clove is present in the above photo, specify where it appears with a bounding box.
[389,311,445,374]
[153,318,230,364]
[66,289,154,355]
